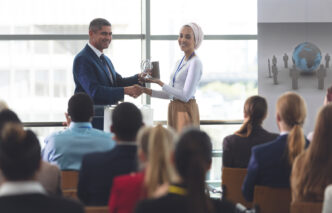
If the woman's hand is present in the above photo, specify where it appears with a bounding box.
[145,78,164,87]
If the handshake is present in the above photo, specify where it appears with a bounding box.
[124,84,145,99]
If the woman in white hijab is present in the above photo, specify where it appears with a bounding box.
[143,23,204,132]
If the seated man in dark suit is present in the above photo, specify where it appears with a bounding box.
[0,123,83,213]
[77,102,143,206]
[73,18,145,129]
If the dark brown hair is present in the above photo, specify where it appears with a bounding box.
[235,95,267,137]
[175,128,213,213]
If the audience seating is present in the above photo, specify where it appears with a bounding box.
[222,167,252,208]
[85,206,109,213]
[61,170,79,200]
[253,186,291,213]
[290,201,322,213]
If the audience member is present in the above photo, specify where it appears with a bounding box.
[223,95,278,168]
[78,102,143,205]
[0,123,83,213]
[42,93,115,170]
[323,185,332,213]
[307,85,332,141]
[291,104,332,202]
[108,125,176,213]
[0,109,62,196]
[135,128,235,213]
[242,92,308,201]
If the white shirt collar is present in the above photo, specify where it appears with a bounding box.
[0,181,46,197]
[88,42,103,58]
[280,131,289,136]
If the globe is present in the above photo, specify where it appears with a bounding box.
[292,42,322,72]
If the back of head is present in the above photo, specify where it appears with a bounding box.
[175,128,213,213]
[136,127,152,159]
[0,109,21,131]
[325,85,332,104]
[144,124,175,197]
[112,102,143,141]
[68,93,94,122]
[236,95,268,137]
[277,92,306,164]
[89,18,111,32]
[297,104,332,198]
[0,123,41,181]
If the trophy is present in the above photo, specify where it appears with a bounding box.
[151,61,160,79]
[141,59,153,79]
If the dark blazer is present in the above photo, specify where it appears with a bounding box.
[77,144,137,206]
[222,126,278,168]
[0,193,84,213]
[73,44,139,105]
[135,192,235,213]
[242,134,309,201]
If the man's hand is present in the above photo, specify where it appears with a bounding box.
[138,72,148,84]
[124,84,143,98]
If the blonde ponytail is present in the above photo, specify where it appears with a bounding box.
[277,92,306,165]
[287,124,305,164]
[144,125,175,197]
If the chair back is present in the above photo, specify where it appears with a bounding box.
[290,201,322,213]
[253,186,291,213]
[85,206,109,213]
[222,167,252,208]
[61,170,79,199]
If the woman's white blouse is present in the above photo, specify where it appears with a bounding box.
[151,56,203,102]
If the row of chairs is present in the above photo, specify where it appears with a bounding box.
[222,167,323,213]
[62,169,322,213]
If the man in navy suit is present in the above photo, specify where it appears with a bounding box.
[73,18,144,129]
[77,102,143,206]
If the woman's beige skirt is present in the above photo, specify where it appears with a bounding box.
[168,99,200,133]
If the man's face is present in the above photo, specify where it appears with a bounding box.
[89,25,112,52]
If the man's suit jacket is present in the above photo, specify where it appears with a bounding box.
[242,134,309,201]
[73,44,139,105]
[222,126,278,168]
[0,193,83,213]
[77,144,137,206]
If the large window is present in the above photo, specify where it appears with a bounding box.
[0,0,141,34]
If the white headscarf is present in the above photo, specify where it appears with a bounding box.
[184,23,204,49]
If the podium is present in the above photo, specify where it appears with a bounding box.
[103,105,154,132]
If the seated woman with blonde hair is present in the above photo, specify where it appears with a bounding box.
[108,124,176,213]
[291,104,332,202]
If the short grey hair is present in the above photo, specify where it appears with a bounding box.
[89,18,111,32]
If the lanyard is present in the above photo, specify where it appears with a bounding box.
[168,185,187,196]
[172,52,195,86]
